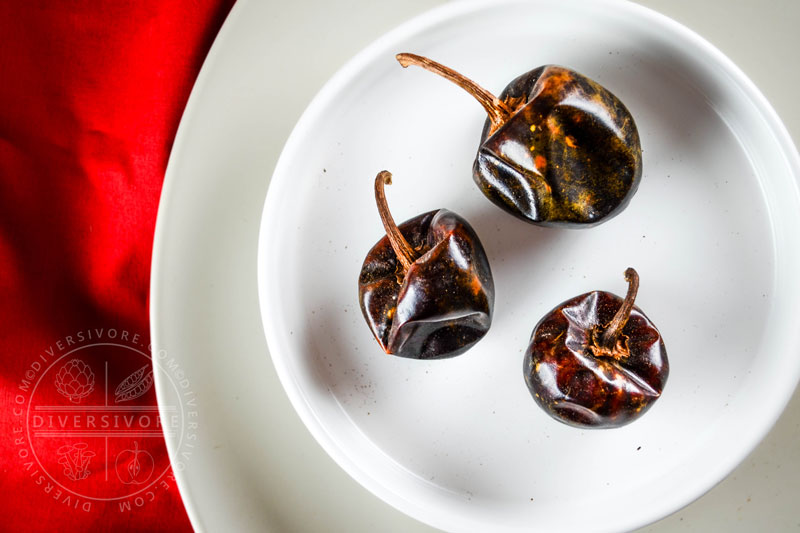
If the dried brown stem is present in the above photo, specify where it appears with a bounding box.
[374,171,418,272]
[600,268,640,350]
[396,53,512,130]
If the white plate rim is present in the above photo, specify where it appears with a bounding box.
[150,0,247,529]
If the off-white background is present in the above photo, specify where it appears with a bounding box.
[158,0,800,531]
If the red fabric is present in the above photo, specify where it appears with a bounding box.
[0,1,234,530]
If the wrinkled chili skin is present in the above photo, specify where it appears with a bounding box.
[358,209,494,359]
[524,291,668,428]
[474,66,642,227]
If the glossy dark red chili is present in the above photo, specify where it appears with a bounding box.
[397,53,642,227]
[358,171,494,359]
[524,268,668,428]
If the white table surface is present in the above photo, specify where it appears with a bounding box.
[165,0,800,531]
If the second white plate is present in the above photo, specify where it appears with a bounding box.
[258,1,800,532]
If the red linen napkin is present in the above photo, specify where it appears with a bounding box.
[0,1,234,530]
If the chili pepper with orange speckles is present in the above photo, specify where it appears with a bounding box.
[397,54,642,227]
[358,171,494,359]
[524,268,668,428]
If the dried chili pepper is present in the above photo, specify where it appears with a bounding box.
[524,268,668,428]
[397,53,642,227]
[358,171,494,359]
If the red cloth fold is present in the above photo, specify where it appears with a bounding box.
[1,1,235,530]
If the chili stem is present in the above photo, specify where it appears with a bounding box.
[374,171,418,272]
[396,53,512,130]
[600,268,639,349]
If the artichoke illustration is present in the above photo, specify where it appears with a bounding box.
[54,359,95,403]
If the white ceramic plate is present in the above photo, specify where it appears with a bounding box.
[152,0,800,531]
[258,1,800,532]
